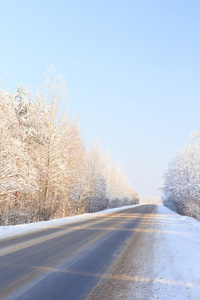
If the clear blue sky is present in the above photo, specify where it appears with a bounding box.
[1,0,200,197]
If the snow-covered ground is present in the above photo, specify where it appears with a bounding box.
[0,205,141,240]
[149,205,200,300]
[125,205,200,299]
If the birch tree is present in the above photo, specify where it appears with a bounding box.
[0,89,35,224]
[0,70,139,225]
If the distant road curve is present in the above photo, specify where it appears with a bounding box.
[0,204,154,300]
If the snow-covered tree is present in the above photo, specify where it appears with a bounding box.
[162,132,200,220]
[0,69,139,225]
[0,88,38,224]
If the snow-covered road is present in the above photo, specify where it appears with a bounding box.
[0,205,151,299]
[0,205,200,299]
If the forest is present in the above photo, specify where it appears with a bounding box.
[162,132,200,221]
[0,68,139,225]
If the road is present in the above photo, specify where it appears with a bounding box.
[0,205,155,300]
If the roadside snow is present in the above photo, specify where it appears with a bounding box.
[126,205,200,300]
[0,205,141,241]
[149,205,200,300]
[90,205,200,300]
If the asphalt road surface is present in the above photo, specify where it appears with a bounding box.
[0,205,154,300]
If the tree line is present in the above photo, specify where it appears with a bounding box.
[162,131,200,220]
[0,68,139,225]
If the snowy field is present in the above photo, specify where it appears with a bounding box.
[0,205,141,240]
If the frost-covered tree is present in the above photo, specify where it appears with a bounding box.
[32,68,86,219]
[85,143,139,211]
[84,142,107,212]
[0,88,38,224]
[162,132,200,220]
[0,69,139,225]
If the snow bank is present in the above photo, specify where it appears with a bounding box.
[108,204,200,300]
[0,205,141,240]
[150,205,200,299]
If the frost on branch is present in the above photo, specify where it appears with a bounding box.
[0,71,139,225]
[162,132,200,220]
